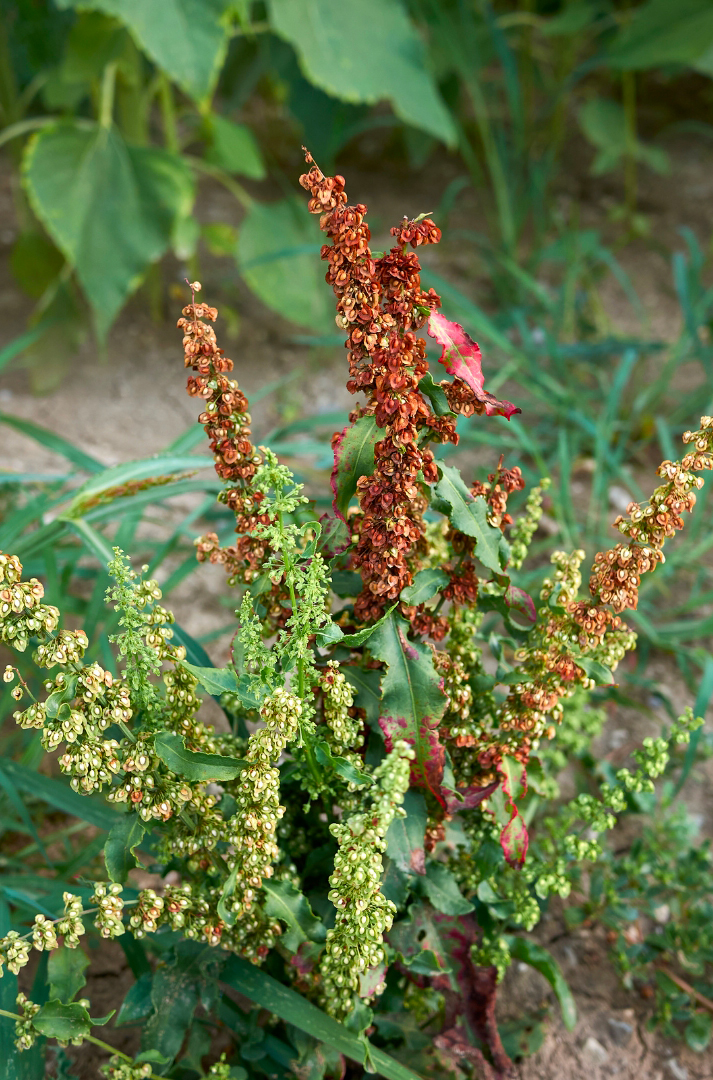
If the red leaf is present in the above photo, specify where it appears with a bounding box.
[505,585,537,624]
[442,779,498,815]
[497,756,529,868]
[427,312,520,421]
[500,813,529,867]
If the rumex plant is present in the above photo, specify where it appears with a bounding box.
[0,153,711,1078]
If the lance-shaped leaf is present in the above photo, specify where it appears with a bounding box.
[154,733,246,783]
[433,463,509,574]
[314,740,372,787]
[427,312,520,420]
[369,614,448,804]
[507,937,577,1032]
[442,778,498,816]
[104,815,146,884]
[497,756,528,868]
[179,660,262,710]
[315,604,396,649]
[385,790,427,875]
[330,415,379,523]
[48,947,89,1004]
[263,880,327,953]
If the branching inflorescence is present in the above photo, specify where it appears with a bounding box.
[1,158,713,1076]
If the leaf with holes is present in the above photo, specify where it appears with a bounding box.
[369,614,448,805]
[427,312,520,420]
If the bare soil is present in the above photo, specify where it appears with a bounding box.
[2,135,713,1080]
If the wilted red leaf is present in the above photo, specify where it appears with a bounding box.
[427,312,521,421]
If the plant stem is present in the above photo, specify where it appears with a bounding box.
[0,1010,162,1079]
[158,72,179,154]
[99,62,118,130]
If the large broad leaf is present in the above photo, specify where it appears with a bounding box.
[605,0,713,69]
[262,879,327,952]
[221,956,423,1080]
[268,0,456,145]
[55,0,231,100]
[153,733,246,782]
[237,198,334,331]
[330,415,379,523]
[342,666,381,730]
[387,902,457,977]
[432,463,509,574]
[23,122,194,335]
[369,614,448,804]
[507,937,577,1032]
[427,313,520,420]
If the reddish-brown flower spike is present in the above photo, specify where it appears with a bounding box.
[300,150,458,625]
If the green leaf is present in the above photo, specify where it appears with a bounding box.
[267,0,456,145]
[263,879,327,952]
[23,122,194,335]
[143,958,200,1065]
[237,198,334,330]
[433,463,508,573]
[421,862,474,916]
[206,115,265,178]
[418,372,453,417]
[66,453,212,513]
[55,0,231,101]
[368,614,447,800]
[31,1000,92,1041]
[179,661,239,696]
[153,732,246,782]
[48,947,89,1005]
[508,937,577,1032]
[386,902,454,977]
[685,1011,712,1053]
[572,653,615,686]
[0,412,103,473]
[342,666,381,730]
[400,568,449,606]
[116,973,154,1027]
[0,760,119,832]
[221,955,425,1080]
[315,604,396,649]
[314,740,372,787]
[104,816,146,884]
[330,415,379,522]
[605,0,713,69]
[385,789,427,875]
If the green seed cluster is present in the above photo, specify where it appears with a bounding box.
[320,662,360,752]
[508,478,550,570]
[223,687,301,958]
[320,740,414,1018]
[0,552,59,652]
[14,993,40,1051]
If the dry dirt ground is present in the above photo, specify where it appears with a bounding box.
[2,136,713,1080]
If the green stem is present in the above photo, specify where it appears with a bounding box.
[99,62,118,130]
[0,1010,162,1079]
[158,72,179,154]
[185,155,253,211]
